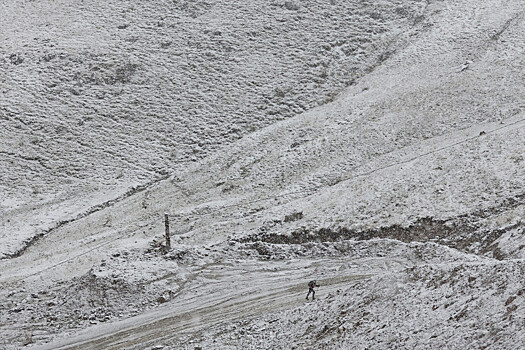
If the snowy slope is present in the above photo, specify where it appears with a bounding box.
[0,0,427,258]
[187,260,525,350]
[1,0,525,349]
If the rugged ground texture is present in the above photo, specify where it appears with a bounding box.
[0,0,427,257]
[1,0,525,349]
[187,260,524,350]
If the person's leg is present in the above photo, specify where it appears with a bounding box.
[312,289,315,300]
[306,288,312,299]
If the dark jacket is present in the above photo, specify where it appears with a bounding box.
[308,281,319,289]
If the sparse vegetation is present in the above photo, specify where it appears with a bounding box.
[1,0,525,349]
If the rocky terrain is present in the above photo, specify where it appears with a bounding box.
[1,0,524,349]
[0,0,427,258]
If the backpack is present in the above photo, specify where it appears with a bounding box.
[308,281,315,288]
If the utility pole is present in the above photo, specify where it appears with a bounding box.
[164,213,171,250]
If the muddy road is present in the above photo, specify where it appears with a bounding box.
[35,256,396,350]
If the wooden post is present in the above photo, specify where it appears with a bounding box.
[164,213,171,250]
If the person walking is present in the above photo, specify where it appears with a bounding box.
[306,280,320,300]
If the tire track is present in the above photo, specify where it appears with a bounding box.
[37,259,374,350]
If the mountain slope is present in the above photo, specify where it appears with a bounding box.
[1,0,525,349]
[0,0,428,258]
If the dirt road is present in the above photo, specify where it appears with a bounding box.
[35,256,391,350]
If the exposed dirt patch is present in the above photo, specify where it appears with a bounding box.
[241,196,525,259]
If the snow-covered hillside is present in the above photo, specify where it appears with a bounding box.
[0,0,427,258]
[1,0,524,349]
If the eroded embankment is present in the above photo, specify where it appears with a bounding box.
[240,193,525,259]
[1,175,169,260]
